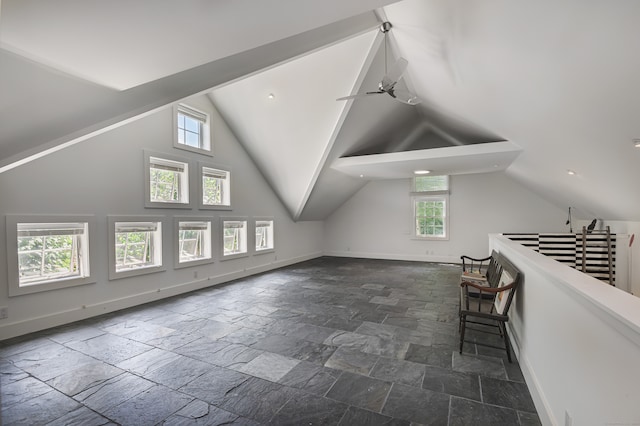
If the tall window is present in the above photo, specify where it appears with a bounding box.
[412,175,449,240]
[17,223,89,286]
[255,220,274,252]
[177,220,212,265]
[174,104,212,155]
[145,151,192,208]
[7,216,96,296]
[222,220,247,258]
[201,166,231,208]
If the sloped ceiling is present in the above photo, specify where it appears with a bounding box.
[2,0,640,222]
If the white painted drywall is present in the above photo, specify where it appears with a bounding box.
[491,235,640,426]
[0,95,324,339]
[323,172,567,262]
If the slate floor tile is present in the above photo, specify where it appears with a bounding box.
[381,382,450,425]
[325,346,379,375]
[324,316,363,332]
[205,343,263,368]
[222,327,268,346]
[404,343,453,369]
[47,361,124,396]
[116,347,180,376]
[179,367,250,406]
[278,360,341,396]
[270,390,349,425]
[103,384,193,425]
[145,355,212,389]
[0,359,29,385]
[422,364,481,401]
[173,337,231,363]
[45,405,113,426]
[355,321,398,341]
[11,343,98,381]
[338,406,411,425]
[74,372,155,412]
[325,371,392,412]
[217,377,296,423]
[481,376,537,413]
[518,410,543,426]
[1,376,53,408]
[370,357,425,388]
[236,352,300,382]
[449,396,519,426]
[2,387,81,425]
[452,352,507,379]
[66,333,153,365]
[160,399,245,425]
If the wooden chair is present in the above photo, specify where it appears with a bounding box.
[459,253,522,362]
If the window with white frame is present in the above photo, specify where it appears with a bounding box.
[109,219,164,279]
[255,219,274,252]
[174,104,212,155]
[412,175,450,240]
[6,216,96,296]
[176,219,213,267]
[200,165,231,209]
[222,219,247,258]
[145,151,192,208]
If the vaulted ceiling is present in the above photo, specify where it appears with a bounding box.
[2,0,640,221]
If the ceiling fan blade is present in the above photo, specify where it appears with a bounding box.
[336,92,383,101]
[389,89,422,105]
[380,57,408,91]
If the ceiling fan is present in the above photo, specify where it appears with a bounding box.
[337,22,421,106]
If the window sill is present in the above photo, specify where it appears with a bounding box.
[411,236,449,241]
[254,248,275,255]
[220,252,249,261]
[174,257,214,269]
[109,265,166,281]
[10,277,96,297]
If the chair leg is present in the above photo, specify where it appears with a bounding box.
[501,322,512,363]
[459,314,467,354]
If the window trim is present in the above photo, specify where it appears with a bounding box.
[412,194,450,241]
[6,215,97,296]
[173,216,215,269]
[198,162,232,210]
[173,103,213,156]
[253,217,275,255]
[108,215,166,280]
[144,150,194,209]
[220,217,249,261]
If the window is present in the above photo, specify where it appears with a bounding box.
[109,217,165,280]
[175,218,213,268]
[199,164,231,209]
[6,216,96,296]
[144,151,193,208]
[221,219,248,259]
[255,219,274,253]
[412,175,450,240]
[173,104,212,155]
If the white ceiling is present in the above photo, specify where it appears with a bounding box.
[2,0,640,221]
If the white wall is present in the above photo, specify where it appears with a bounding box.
[323,172,567,262]
[0,95,324,340]
[491,235,640,426]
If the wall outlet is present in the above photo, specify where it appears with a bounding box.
[0,306,8,319]
[565,410,572,426]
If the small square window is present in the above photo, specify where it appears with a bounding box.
[6,216,96,296]
[109,217,165,280]
[145,151,193,209]
[221,219,248,260]
[199,163,231,210]
[255,219,274,253]
[174,218,214,268]
[173,104,212,156]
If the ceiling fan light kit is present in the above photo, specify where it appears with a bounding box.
[337,21,422,106]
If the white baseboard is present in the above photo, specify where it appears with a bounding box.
[0,252,322,341]
[508,323,555,426]
[324,250,460,264]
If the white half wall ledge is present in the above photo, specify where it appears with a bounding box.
[490,234,640,426]
[330,141,522,179]
[0,252,322,342]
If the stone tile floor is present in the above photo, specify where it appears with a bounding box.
[1,257,541,425]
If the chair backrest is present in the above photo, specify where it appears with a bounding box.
[485,250,503,288]
[492,253,522,315]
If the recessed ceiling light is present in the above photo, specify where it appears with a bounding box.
[634,139,640,148]
[414,170,431,175]
[567,169,576,176]
[267,93,275,100]
[359,174,364,178]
